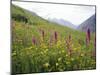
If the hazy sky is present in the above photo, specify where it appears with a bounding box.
[12,1,95,25]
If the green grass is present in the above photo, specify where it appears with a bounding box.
[11,4,96,74]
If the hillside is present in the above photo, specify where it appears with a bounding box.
[77,14,96,32]
[12,4,52,25]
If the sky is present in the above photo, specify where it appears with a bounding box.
[12,1,95,26]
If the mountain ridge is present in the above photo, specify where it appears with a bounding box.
[48,18,76,29]
[77,14,96,32]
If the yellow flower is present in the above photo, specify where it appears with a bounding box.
[43,63,50,67]
[80,53,84,57]
[56,63,59,66]
[45,49,48,51]
[44,50,47,54]
[73,47,81,51]
[36,48,38,50]
[62,50,65,53]
[66,54,68,57]
[56,40,61,48]
[73,48,77,51]
[71,44,74,47]
[28,46,33,50]
[66,61,70,65]
[26,46,33,50]
[12,52,16,56]
[41,43,47,49]
[41,52,44,55]
[58,58,62,61]
[71,58,74,61]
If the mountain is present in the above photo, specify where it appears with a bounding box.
[77,14,96,32]
[49,18,76,29]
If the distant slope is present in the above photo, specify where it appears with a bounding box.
[49,18,76,29]
[77,14,96,32]
[12,4,49,25]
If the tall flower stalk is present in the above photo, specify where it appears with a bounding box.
[49,34,53,47]
[38,29,45,42]
[41,30,45,41]
[86,28,91,47]
[32,37,36,45]
[66,34,72,57]
[54,31,58,43]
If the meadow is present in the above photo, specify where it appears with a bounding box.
[12,5,96,74]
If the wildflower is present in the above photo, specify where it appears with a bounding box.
[41,30,44,40]
[35,48,38,50]
[43,63,50,67]
[66,35,72,57]
[38,29,45,41]
[58,58,62,61]
[73,48,77,51]
[32,37,36,45]
[44,50,47,54]
[41,52,44,55]
[12,52,16,56]
[54,31,58,43]
[69,34,72,42]
[44,49,48,54]
[56,63,59,66]
[28,46,33,50]
[62,50,65,53]
[87,28,91,41]
[56,40,61,48]
[86,28,91,46]
[71,58,74,61]
[66,54,68,57]
[41,43,47,49]
[45,49,48,51]
[80,53,84,57]
[49,34,53,47]
[67,48,72,57]
[66,61,70,65]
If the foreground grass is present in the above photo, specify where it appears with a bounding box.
[12,21,96,74]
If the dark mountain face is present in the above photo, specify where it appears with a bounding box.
[48,18,76,29]
[77,14,96,32]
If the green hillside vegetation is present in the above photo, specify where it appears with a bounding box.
[12,4,96,74]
